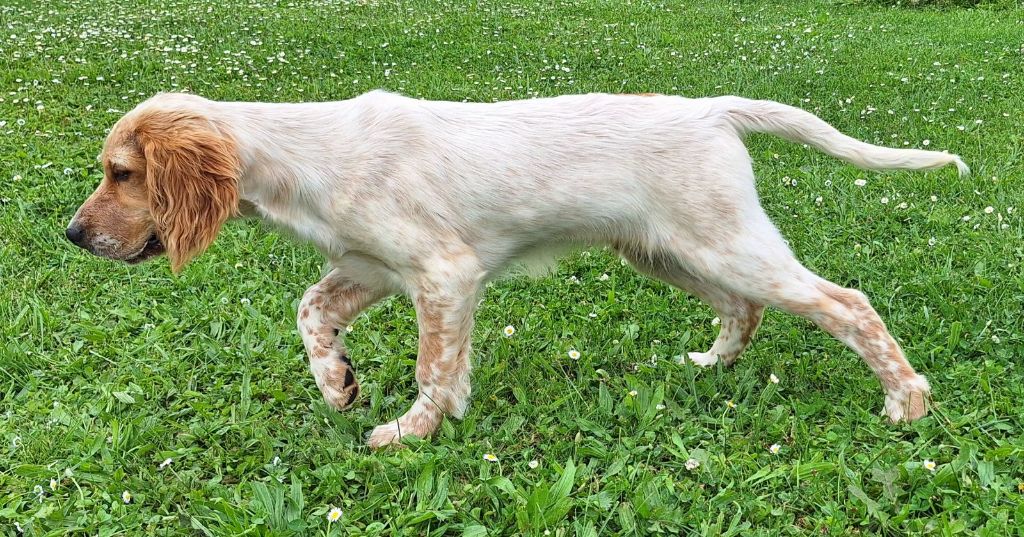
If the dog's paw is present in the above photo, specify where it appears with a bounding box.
[884,374,931,423]
[314,363,360,411]
[366,421,411,449]
[684,351,719,368]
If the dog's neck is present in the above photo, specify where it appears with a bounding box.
[211,92,413,258]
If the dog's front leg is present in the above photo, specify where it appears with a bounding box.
[367,252,482,448]
[298,267,391,410]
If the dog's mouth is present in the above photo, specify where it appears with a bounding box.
[125,234,165,264]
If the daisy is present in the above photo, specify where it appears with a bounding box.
[726,400,736,409]
[483,453,499,463]
[769,444,781,454]
[854,179,867,187]
[567,349,580,360]
[122,490,132,504]
[327,507,343,522]
[923,460,936,472]
[503,325,515,337]
[655,404,666,410]
[769,373,780,384]
[685,458,700,471]
[528,460,539,469]
[627,390,638,397]
[49,478,57,491]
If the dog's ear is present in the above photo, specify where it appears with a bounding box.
[136,109,240,273]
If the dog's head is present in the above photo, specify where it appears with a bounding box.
[66,94,241,273]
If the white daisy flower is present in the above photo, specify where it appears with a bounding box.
[769,444,781,454]
[854,179,867,187]
[923,459,937,472]
[503,325,515,337]
[528,460,539,469]
[567,349,580,360]
[483,453,499,463]
[326,507,343,522]
[769,373,780,384]
[122,490,132,504]
[685,458,700,471]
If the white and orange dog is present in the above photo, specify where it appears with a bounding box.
[67,91,966,446]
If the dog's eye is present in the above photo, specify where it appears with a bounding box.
[112,169,131,182]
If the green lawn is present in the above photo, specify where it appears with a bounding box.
[2,0,1023,535]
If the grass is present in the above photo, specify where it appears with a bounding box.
[1,0,1023,534]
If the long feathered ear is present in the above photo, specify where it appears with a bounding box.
[137,109,241,273]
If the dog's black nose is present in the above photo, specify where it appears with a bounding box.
[65,223,88,248]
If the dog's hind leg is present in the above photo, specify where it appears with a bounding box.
[664,210,930,423]
[621,251,763,367]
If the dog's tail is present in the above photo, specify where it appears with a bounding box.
[720,97,969,176]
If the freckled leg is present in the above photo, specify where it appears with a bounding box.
[768,278,930,422]
[298,266,392,411]
[620,251,764,368]
[367,256,481,448]
[681,224,930,422]
[682,284,764,368]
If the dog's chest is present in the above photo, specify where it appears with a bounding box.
[252,199,345,256]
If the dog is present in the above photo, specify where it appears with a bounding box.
[67,91,967,447]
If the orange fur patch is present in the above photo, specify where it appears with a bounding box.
[133,109,241,272]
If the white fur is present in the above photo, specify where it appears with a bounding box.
[134,91,963,444]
